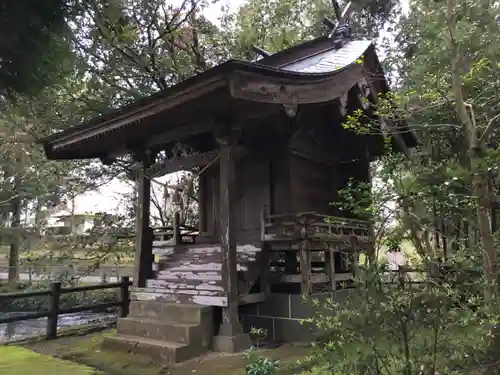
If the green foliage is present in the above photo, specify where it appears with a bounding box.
[306,259,498,374]
[0,0,73,98]
[243,347,281,375]
[222,0,401,60]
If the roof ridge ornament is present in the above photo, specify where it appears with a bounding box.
[328,1,354,48]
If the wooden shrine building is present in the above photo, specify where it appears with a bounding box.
[40,9,416,363]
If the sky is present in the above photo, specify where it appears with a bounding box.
[71,0,409,217]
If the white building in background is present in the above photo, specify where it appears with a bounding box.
[46,210,96,235]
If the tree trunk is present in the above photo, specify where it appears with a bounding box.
[470,150,497,299]
[446,0,497,300]
[34,198,43,236]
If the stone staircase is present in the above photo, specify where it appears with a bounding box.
[102,300,213,363]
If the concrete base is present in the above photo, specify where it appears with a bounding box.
[212,333,252,353]
[239,290,355,342]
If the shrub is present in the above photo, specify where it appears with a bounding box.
[305,258,500,375]
[243,347,280,375]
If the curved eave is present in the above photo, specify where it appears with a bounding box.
[40,58,366,160]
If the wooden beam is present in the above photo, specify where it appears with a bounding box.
[145,122,216,149]
[51,78,226,151]
[147,150,219,178]
[270,273,329,284]
[229,65,363,105]
[239,292,267,305]
[252,45,271,57]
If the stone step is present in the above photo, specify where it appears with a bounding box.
[117,316,201,344]
[102,334,206,363]
[129,300,212,325]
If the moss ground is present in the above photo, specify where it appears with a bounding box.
[0,345,103,375]
[20,329,313,375]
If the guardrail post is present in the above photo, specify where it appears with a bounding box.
[28,267,32,286]
[119,276,130,318]
[46,281,61,340]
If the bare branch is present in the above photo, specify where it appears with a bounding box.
[478,112,500,144]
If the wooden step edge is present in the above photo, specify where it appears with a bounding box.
[239,292,267,305]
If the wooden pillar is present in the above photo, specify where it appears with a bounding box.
[199,174,207,234]
[326,247,337,292]
[219,142,239,331]
[299,221,312,295]
[350,235,359,281]
[133,154,153,288]
[259,206,270,294]
[213,137,251,353]
[173,211,181,245]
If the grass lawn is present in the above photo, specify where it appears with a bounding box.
[21,329,314,375]
[0,345,103,375]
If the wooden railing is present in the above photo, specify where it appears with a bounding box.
[261,211,371,246]
[153,212,199,245]
[258,210,372,294]
[0,276,131,340]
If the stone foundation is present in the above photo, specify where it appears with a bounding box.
[238,290,354,342]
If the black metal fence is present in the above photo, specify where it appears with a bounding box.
[0,276,130,340]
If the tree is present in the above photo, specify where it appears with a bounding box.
[445,0,499,300]
[221,0,402,60]
[386,0,500,298]
[0,0,73,98]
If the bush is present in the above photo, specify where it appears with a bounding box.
[243,347,280,375]
[305,259,500,375]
